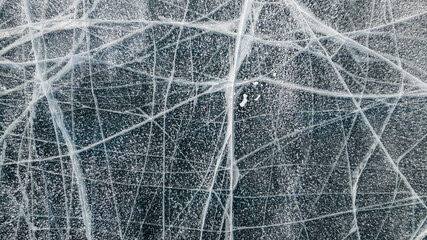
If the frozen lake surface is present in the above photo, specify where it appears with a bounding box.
[0,0,426,239]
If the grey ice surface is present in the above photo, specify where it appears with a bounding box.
[0,0,427,239]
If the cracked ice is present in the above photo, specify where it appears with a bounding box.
[0,0,426,239]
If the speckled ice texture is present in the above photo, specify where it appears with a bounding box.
[0,0,426,239]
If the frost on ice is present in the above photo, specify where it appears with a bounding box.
[0,0,426,239]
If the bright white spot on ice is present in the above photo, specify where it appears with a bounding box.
[240,94,248,107]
